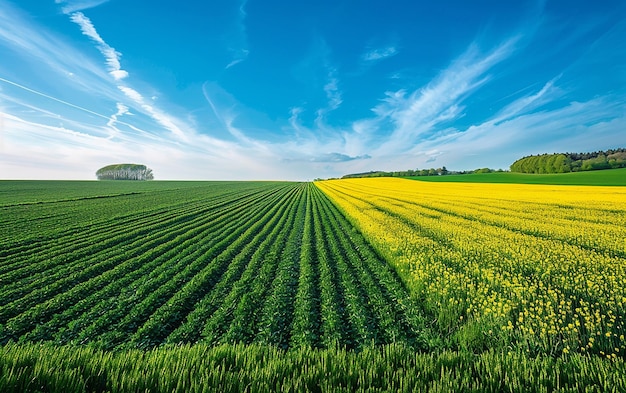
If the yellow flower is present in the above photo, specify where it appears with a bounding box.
[315,178,626,354]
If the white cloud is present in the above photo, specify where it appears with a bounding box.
[370,38,519,156]
[117,86,142,103]
[225,0,249,69]
[0,2,114,95]
[106,102,129,133]
[323,73,342,111]
[0,76,112,123]
[69,12,128,81]
[314,68,343,128]
[56,0,110,14]
[398,94,626,171]
[61,10,191,142]
[118,85,189,141]
[492,75,562,124]
[362,45,398,62]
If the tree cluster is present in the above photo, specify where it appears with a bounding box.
[96,164,154,180]
[510,149,626,174]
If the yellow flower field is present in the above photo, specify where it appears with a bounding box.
[315,178,626,357]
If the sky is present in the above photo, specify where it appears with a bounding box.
[1,0,625,180]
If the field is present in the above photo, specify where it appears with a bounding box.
[0,181,428,350]
[2,179,626,392]
[316,178,626,357]
[406,167,626,186]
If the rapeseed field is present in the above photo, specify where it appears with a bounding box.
[316,178,626,358]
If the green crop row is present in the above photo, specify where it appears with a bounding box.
[0,181,423,350]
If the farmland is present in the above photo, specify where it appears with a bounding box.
[2,179,626,392]
[0,181,428,350]
[316,178,626,358]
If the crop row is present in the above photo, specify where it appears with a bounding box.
[0,183,294,345]
[0,181,428,350]
[316,178,626,358]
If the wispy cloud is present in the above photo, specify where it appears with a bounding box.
[369,38,519,156]
[0,2,112,92]
[117,86,189,141]
[417,95,626,170]
[56,0,110,14]
[0,76,113,123]
[362,45,398,62]
[323,71,342,111]
[492,75,562,124]
[69,12,128,81]
[202,82,275,154]
[62,9,191,141]
[106,102,129,136]
[315,66,343,128]
[225,0,249,68]
[308,153,371,163]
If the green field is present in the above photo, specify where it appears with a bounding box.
[406,167,626,185]
[1,180,624,392]
[1,181,428,350]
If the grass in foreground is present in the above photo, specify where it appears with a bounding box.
[405,167,626,186]
[1,343,625,393]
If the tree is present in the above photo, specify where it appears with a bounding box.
[96,164,154,180]
[511,149,625,173]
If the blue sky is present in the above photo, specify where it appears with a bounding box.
[1,0,625,180]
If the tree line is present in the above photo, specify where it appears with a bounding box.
[341,167,502,179]
[510,149,626,174]
[96,164,154,180]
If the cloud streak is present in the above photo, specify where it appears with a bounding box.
[61,8,191,141]
[225,0,249,68]
[56,0,110,14]
[369,38,519,156]
[308,153,371,163]
[314,67,343,128]
[0,76,114,123]
[69,12,128,81]
[362,45,398,62]
[0,2,113,92]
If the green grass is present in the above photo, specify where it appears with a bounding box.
[1,343,624,393]
[405,167,626,186]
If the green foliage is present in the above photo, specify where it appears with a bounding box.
[96,163,154,180]
[341,166,484,179]
[510,149,626,174]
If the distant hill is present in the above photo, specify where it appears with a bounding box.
[510,149,626,174]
